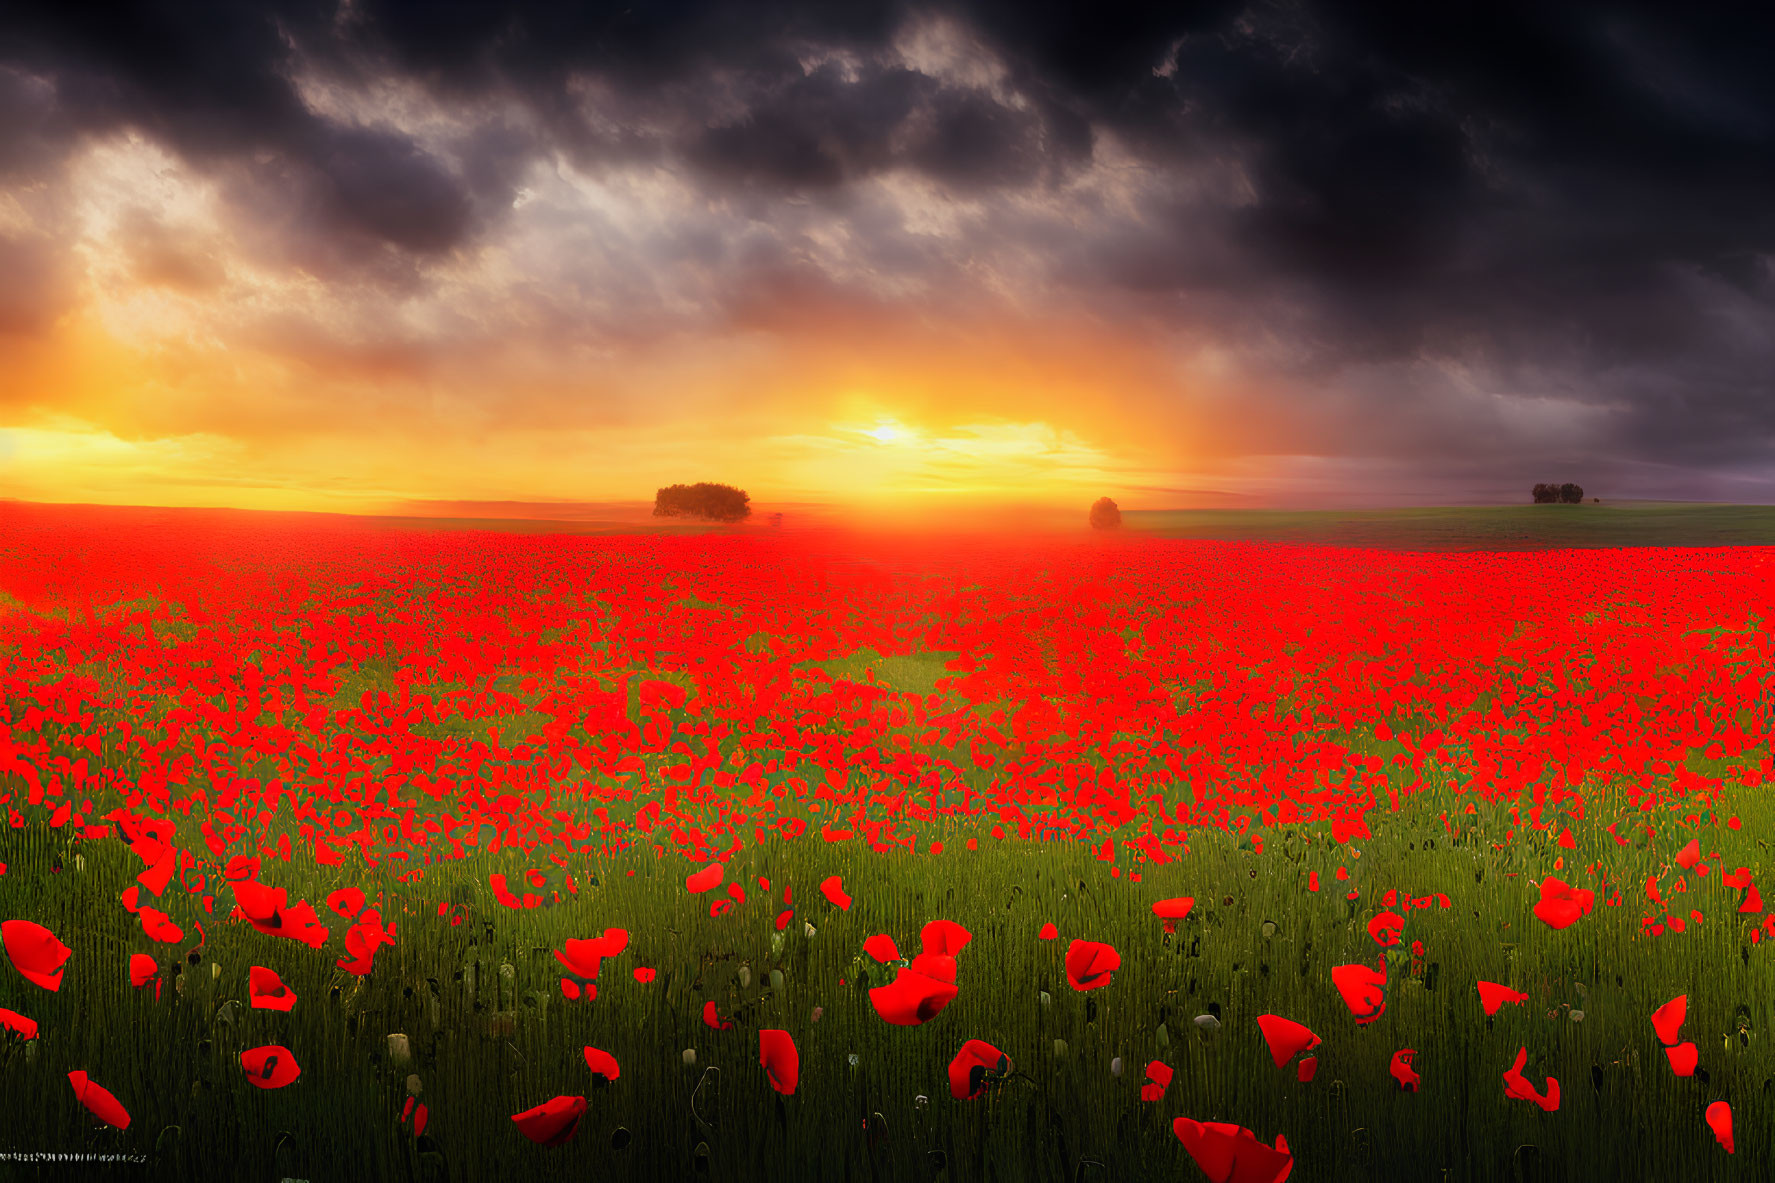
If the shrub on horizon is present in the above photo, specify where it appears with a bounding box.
[1089,497,1122,530]
[654,482,751,522]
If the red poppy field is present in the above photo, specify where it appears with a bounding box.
[2,501,1774,1181]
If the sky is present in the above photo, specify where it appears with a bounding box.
[2,1,1774,516]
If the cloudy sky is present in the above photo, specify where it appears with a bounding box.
[2,1,1773,514]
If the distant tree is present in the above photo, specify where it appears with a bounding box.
[1559,483,1584,504]
[1592,497,1600,503]
[1531,483,1559,504]
[1089,497,1122,530]
[654,482,751,522]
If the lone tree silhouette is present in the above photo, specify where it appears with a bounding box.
[1089,497,1122,530]
[1532,483,1585,504]
[654,482,751,522]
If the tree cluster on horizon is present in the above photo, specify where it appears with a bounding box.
[1090,497,1122,530]
[654,482,751,522]
[1531,483,1585,504]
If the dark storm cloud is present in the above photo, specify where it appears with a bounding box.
[213,123,474,281]
[2,0,1773,492]
[2,0,484,276]
[0,66,67,179]
[683,62,928,190]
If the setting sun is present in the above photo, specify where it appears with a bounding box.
[862,420,914,444]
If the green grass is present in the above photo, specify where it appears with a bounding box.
[797,649,961,699]
[1123,503,1775,550]
[3,773,1772,1183]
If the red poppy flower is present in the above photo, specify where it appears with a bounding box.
[869,967,959,1026]
[2,919,71,991]
[549,929,628,981]
[1664,1042,1698,1077]
[638,678,687,710]
[948,1039,1011,1101]
[1365,911,1404,947]
[326,887,366,918]
[68,1071,130,1129]
[0,1008,38,1040]
[820,875,852,910]
[1532,877,1593,931]
[1171,1118,1293,1183]
[1153,897,1194,932]
[1038,922,1058,940]
[242,898,329,948]
[1706,1100,1733,1154]
[249,966,296,1011]
[1477,981,1528,1017]
[759,1029,799,1095]
[686,863,724,894]
[1295,1057,1317,1083]
[1389,1049,1419,1092]
[232,880,285,923]
[863,934,899,963]
[1651,995,1687,1045]
[138,907,183,943]
[136,849,175,897]
[584,1046,620,1082]
[920,920,972,957]
[1330,961,1387,1024]
[633,967,655,984]
[512,1095,586,1147]
[1255,1015,1321,1070]
[1675,838,1701,870]
[129,953,158,990]
[240,1045,301,1089]
[1141,1060,1174,1102]
[556,941,605,980]
[702,1000,734,1031]
[337,914,393,975]
[909,952,957,985]
[489,874,522,909]
[1064,940,1120,991]
[1501,1047,1559,1111]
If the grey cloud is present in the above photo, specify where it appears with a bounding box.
[122,210,228,293]
[0,234,73,336]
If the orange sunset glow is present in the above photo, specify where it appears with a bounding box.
[0,126,1246,518]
